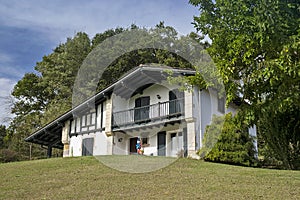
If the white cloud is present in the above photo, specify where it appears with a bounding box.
[0,77,15,96]
[0,78,16,125]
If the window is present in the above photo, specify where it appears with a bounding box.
[169,90,184,115]
[96,103,103,129]
[76,117,81,133]
[70,119,76,134]
[134,96,150,122]
[82,115,86,127]
[170,133,177,154]
[86,114,91,126]
[141,138,148,145]
[91,113,96,125]
[218,97,225,113]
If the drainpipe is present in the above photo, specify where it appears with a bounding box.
[199,89,202,149]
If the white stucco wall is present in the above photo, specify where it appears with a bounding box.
[143,134,157,156]
[69,131,110,156]
[113,132,128,155]
[196,88,239,148]
[93,131,109,155]
[69,135,82,156]
[195,88,257,157]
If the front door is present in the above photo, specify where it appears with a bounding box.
[82,138,94,156]
[157,131,166,156]
[130,137,138,154]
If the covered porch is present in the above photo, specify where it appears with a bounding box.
[112,120,188,157]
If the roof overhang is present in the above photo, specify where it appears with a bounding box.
[113,66,195,99]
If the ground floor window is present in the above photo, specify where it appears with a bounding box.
[141,137,148,145]
[170,132,183,157]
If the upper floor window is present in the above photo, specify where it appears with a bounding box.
[70,119,76,134]
[169,90,184,115]
[218,96,225,113]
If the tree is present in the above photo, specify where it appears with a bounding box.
[0,125,7,149]
[12,73,49,116]
[190,0,300,169]
[8,32,92,160]
[35,32,92,124]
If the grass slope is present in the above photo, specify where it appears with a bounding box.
[0,156,299,199]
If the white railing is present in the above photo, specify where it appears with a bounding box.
[112,98,184,128]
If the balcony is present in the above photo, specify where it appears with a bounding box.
[112,98,184,130]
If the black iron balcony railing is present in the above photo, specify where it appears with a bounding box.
[112,98,184,129]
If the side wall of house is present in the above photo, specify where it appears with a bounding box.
[192,87,239,151]
[194,87,257,155]
[64,98,113,157]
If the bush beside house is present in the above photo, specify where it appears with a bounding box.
[198,113,257,167]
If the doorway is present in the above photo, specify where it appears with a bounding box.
[157,131,166,156]
[82,138,94,156]
[129,137,138,154]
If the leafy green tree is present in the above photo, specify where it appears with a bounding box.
[12,73,49,116]
[0,125,7,149]
[35,32,92,123]
[190,0,300,169]
[258,105,300,169]
[8,32,92,160]
[199,113,257,166]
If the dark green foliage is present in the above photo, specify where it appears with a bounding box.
[0,125,7,149]
[199,113,257,167]
[258,106,300,170]
[190,0,300,169]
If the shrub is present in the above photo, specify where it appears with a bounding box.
[0,149,20,163]
[198,113,257,167]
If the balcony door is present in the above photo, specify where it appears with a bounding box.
[169,90,183,115]
[134,96,150,122]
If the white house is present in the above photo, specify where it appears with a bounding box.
[25,66,257,158]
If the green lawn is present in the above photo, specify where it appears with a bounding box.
[0,156,299,199]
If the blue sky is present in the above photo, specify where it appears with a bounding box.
[0,0,199,124]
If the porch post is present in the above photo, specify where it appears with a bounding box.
[62,120,70,157]
[105,97,113,155]
[184,90,197,157]
[47,145,52,158]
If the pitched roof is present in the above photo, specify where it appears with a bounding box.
[25,66,195,148]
